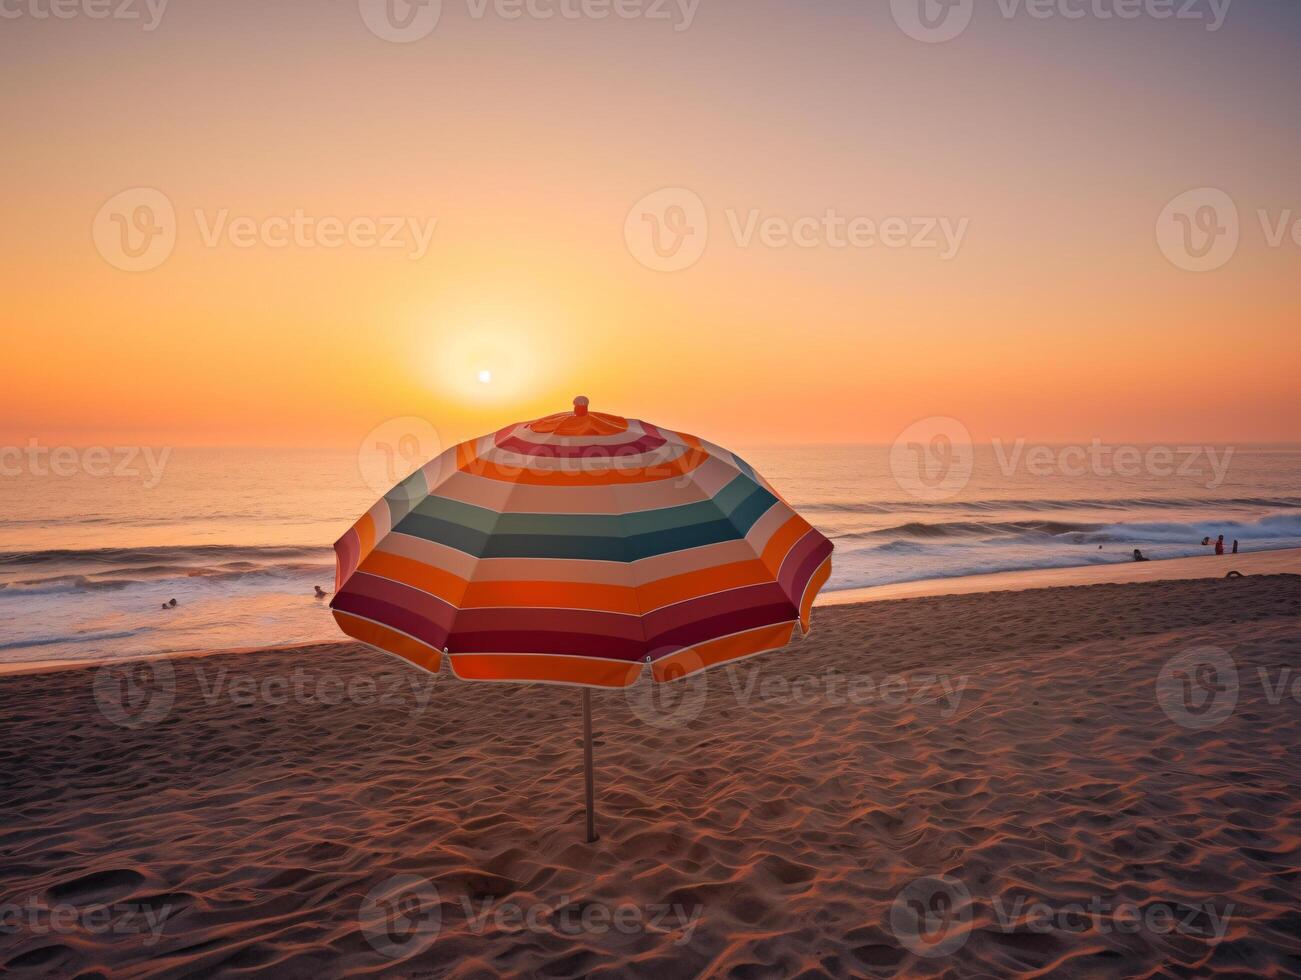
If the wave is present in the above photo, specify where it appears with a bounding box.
[0,545,330,568]
[0,629,144,652]
[0,563,334,597]
[800,495,1301,515]
[834,511,1301,545]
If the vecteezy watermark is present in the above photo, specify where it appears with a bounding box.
[93,188,177,273]
[92,188,438,272]
[191,665,438,715]
[1156,187,1240,272]
[359,875,442,959]
[991,439,1234,490]
[624,187,969,272]
[627,658,969,728]
[0,0,170,30]
[1158,186,1301,272]
[0,440,172,488]
[92,660,177,729]
[890,419,1235,501]
[1156,647,1239,729]
[464,895,705,946]
[358,0,700,42]
[889,875,973,957]
[890,874,1234,958]
[890,417,975,503]
[357,873,704,959]
[890,0,1230,43]
[93,661,439,729]
[1157,645,1301,730]
[357,417,443,497]
[193,210,437,260]
[0,895,176,946]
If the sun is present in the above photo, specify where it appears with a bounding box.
[477,369,492,384]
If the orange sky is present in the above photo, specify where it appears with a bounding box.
[2,0,1298,449]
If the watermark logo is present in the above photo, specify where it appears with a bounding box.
[93,188,176,272]
[624,187,709,273]
[890,875,973,957]
[93,193,439,271]
[891,877,1233,957]
[890,417,974,502]
[92,663,439,728]
[890,0,973,43]
[359,874,442,958]
[93,659,176,729]
[358,417,442,497]
[625,648,708,728]
[1156,646,1238,729]
[625,190,968,272]
[359,0,442,41]
[1157,187,1240,272]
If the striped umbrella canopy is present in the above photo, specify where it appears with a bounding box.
[331,396,833,838]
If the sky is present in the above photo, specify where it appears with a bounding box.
[2,0,1298,449]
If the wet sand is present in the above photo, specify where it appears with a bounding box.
[1,573,1299,977]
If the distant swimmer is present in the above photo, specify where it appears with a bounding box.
[1132,549,1150,562]
[314,586,328,598]
[1201,536,1211,546]
[1215,534,1225,556]
[1232,539,1239,554]
[169,598,178,607]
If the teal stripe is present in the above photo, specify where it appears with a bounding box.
[384,467,429,526]
[394,473,779,560]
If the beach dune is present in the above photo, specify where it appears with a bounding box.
[1,573,1299,977]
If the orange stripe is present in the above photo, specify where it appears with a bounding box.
[634,559,774,610]
[652,621,795,682]
[799,555,832,631]
[456,440,477,470]
[332,610,443,674]
[354,555,782,614]
[760,514,811,575]
[359,550,466,605]
[450,653,640,688]
[356,512,377,559]
[461,579,642,614]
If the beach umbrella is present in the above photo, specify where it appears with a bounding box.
[331,397,833,841]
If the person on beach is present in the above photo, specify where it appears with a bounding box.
[1215,535,1225,555]
[1233,539,1239,554]
[1132,549,1150,562]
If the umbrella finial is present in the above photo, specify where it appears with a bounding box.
[573,395,589,416]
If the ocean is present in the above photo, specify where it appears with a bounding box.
[2,444,1299,666]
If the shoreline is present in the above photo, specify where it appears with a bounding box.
[3,548,1299,677]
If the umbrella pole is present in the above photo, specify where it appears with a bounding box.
[582,688,598,843]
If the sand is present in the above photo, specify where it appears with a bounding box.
[1,573,1299,978]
